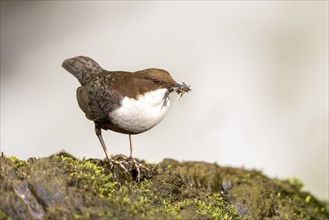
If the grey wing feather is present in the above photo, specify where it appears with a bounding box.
[76,86,121,122]
[77,86,107,121]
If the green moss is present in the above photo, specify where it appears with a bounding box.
[8,156,28,168]
[0,210,10,220]
[51,149,77,160]
[195,194,238,219]
[54,153,119,198]
[73,212,91,219]
[288,177,304,190]
[50,155,239,219]
[1,152,328,219]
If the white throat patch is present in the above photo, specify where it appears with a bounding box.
[109,88,171,134]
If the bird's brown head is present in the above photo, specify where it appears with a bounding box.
[111,68,190,99]
[132,68,178,94]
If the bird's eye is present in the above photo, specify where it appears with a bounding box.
[153,79,160,84]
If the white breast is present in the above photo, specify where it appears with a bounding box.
[109,88,171,134]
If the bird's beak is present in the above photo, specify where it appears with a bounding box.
[169,83,183,92]
[169,82,191,96]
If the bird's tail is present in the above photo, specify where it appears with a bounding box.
[62,56,103,85]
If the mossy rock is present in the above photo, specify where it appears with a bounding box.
[0,151,328,219]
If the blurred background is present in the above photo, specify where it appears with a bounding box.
[1,1,328,200]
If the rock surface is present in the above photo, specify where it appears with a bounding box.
[0,151,328,220]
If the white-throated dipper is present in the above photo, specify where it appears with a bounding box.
[62,56,190,180]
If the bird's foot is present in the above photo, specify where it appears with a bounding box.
[126,156,150,182]
[106,156,150,182]
[107,157,130,176]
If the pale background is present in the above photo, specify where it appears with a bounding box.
[1,1,328,200]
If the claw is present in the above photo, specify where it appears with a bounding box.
[96,128,150,182]
[110,159,130,176]
[106,157,149,182]
[127,157,150,182]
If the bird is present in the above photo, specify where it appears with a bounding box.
[62,56,190,180]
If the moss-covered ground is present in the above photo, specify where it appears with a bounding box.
[0,151,328,219]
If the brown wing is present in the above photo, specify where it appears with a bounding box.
[76,86,121,122]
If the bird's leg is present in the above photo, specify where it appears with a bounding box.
[127,134,149,181]
[95,125,111,163]
[128,134,140,180]
[129,134,134,160]
[95,124,129,175]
